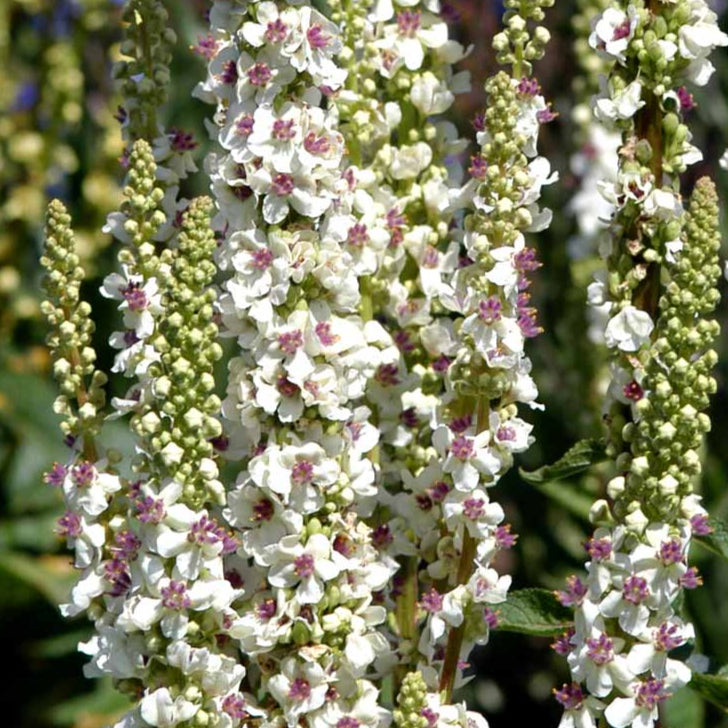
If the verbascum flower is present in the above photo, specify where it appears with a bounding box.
[197,4,398,727]
[422,0,555,708]
[327,0,473,687]
[555,2,726,726]
[101,198,247,728]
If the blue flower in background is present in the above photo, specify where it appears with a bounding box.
[12,81,40,112]
[52,0,82,38]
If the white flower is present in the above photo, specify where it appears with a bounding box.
[236,49,297,104]
[589,7,638,63]
[267,533,344,604]
[626,621,693,687]
[228,591,292,654]
[313,680,388,728]
[555,685,604,728]
[642,188,682,221]
[154,507,228,580]
[411,71,455,114]
[100,267,163,338]
[604,306,654,352]
[225,480,302,566]
[248,163,332,224]
[166,641,246,696]
[247,103,303,173]
[594,80,645,124]
[80,625,146,680]
[118,577,235,639]
[433,425,501,491]
[567,628,635,698]
[461,296,524,359]
[628,523,688,605]
[678,0,728,85]
[443,489,504,541]
[287,7,346,88]
[140,688,199,728]
[241,3,299,49]
[249,442,339,513]
[62,461,121,517]
[375,10,449,72]
[268,657,330,725]
[599,578,651,637]
[603,678,671,728]
[389,142,434,180]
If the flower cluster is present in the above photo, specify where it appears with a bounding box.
[39,1,727,727]
[555,1,725,726]
[418,0,556,702]
[196,3,401,727]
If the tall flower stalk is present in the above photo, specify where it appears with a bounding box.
[554,2,726,727]
[197,3,400,727]
[427,0,556,704]
[329,0,472,687]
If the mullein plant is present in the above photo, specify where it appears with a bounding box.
[329,0,557,704]
[195,4,403,728]
[39,0,555,724]
[553,2,726,727]
[39,2,727,728]
[326,0,475,684]
[326,6,554,715]
[196,3,551,728]
[42,2,248,727]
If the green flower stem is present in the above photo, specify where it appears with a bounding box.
[438,397,489,701]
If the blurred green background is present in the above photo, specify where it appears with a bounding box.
[1,0,727,725]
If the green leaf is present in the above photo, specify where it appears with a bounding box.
[664,686,706,727]
[695,517,728,561]
[0,550,75,605]
[30,627,92,659]
[689,672,728,712]
[52,677,131,726]
[519,438,608,485]
[497,588,573,637]
[533,480,594,522]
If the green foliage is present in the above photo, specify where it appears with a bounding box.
[519,438,608,484]
[496,588,573,637]
[664,686,707,727]
[690,672,728,712]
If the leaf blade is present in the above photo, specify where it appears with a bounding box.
[519,438,608,485]
[689,672,728,712]
[497,588,573,637]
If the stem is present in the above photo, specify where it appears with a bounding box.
[438,397,490,701]
[134,2,158,141]
[513,42,524,79]
[395,556,419,640]
[360,276,379,466]
[632,0,663,322]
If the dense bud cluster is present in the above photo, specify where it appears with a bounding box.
[554,2,725,726]
[41,201,107,452]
